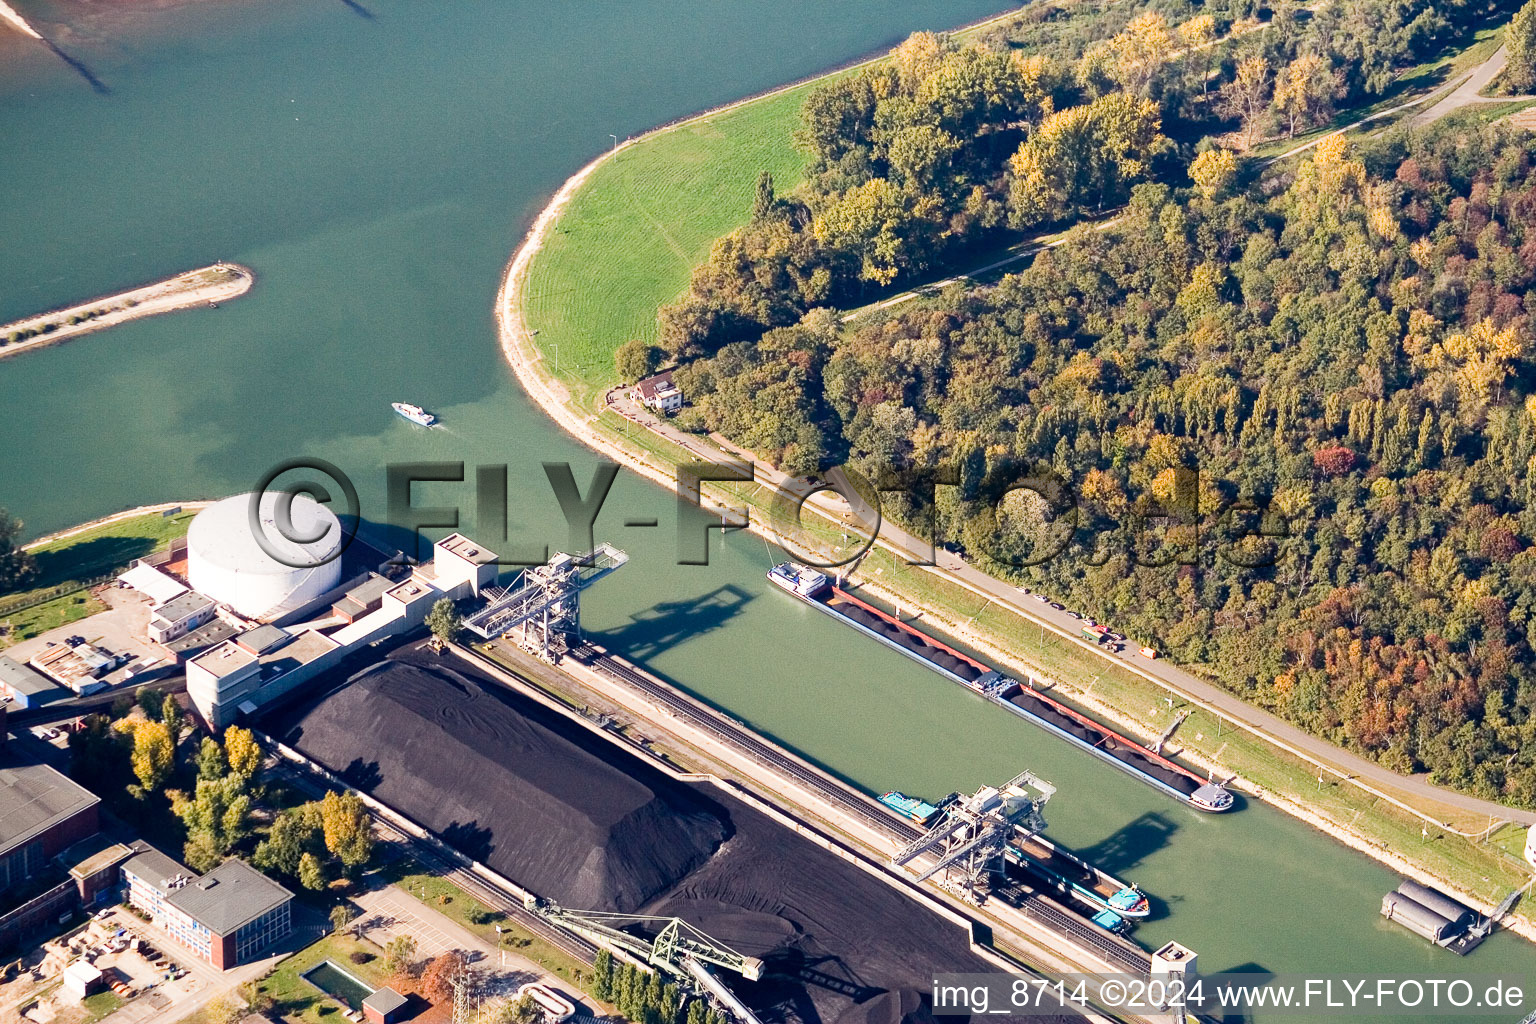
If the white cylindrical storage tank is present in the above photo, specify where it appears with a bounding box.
[187,492,344,620]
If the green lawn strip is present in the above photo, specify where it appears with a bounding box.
[0,590,107,649]
[525,84,815,404]
[380,864,595,993]
[245,933,392,1024]
[23,510,196,589]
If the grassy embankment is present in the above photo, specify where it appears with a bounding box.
[517,26,1536,916]
[0,510,196,649]
[523,84,814,406]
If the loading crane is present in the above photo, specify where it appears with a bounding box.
[524,896,765,1024]
[891,770,1055,903]
[463,544,628,660]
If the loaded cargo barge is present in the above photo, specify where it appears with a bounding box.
[770,563,1233,813]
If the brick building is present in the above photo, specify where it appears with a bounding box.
[0,761,99,897]
[122,849,292,969]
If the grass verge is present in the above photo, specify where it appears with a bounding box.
[524,85,814,404]
[0,509,194,649]
[379,861,595,992]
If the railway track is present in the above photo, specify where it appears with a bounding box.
[569,643,1152,976]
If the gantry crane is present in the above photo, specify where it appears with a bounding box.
[463,544,628,659]
[891,770,1055,903]
[524,897,764,1024]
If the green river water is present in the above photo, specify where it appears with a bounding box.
[0,1,1529,1018]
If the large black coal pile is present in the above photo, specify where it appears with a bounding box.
[275,656,727,912]
[271,647,1078,1024]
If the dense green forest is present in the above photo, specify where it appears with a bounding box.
[643,0,1536,805]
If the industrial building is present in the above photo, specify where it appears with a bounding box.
[121,848,293,969]
[186,492,345,620]
[28,642,117,695]
[146,591,217,644]
[185,534,496,728]
[0,656,70,708]
[0,761,100,896]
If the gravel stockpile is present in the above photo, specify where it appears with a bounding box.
[276,655,728,912]
[272,648,1076,1024]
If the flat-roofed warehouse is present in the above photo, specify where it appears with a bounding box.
[0,656,70,708]
[0,759,100,895]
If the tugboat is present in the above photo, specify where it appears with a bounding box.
[392,402,437,427]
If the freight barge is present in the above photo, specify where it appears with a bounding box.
[769,563,1233,813]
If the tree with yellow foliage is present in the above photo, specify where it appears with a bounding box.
[1189,148,1237,200]
[1178,14,1217,98]
[1272,54,1339,138]
[129,719,174,796]
[1416,318,1524,416]
[224,725,262,782]
[319,790,375,873]
[892,31,950,92]
[1109,11,1175,97]
[1218,55,1271,149]
[1007,93,1163,227]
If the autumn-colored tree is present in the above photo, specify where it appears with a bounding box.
[1219,55,1271,149]
[1008,94,1163,226]
[224,725,262,782]
[892,30,950,91]
[129,720,174,796]
[298,851,328,891]
[1509,0,1536,93]
[1108,11,1174,97]
[203,995,244,1024]
[319,790,375,871]
[1272,54,1339,137]
[1189,148,1237,201]
[1313,446,1357,477]
[1178,14,1217,98]
[420,950,469,1004]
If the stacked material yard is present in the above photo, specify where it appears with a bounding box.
[277,658,727,911]
[274,648,1076,1024]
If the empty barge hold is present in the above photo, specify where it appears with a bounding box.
[768,562,1233,813]
[878,791,943,825]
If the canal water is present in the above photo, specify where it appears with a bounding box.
[0,1,1528,1017]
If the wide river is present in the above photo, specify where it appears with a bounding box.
[0,1,1529,1017]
